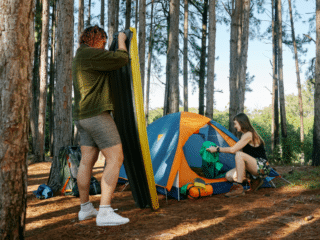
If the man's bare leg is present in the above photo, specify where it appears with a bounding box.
[77,146,100,204]
[99,143,124,206]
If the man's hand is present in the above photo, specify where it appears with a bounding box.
[118,32,128,52]
[118,32,127,42]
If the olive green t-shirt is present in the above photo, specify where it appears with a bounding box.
[72,44,129,120]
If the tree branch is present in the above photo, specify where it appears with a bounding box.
[303,34,316,43]
[222,2,232,17]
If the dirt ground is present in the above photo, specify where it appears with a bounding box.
[26,158,320,240]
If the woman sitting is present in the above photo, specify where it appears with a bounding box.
[206,113,271,197]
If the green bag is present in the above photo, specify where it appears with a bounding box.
[199,141,224,179]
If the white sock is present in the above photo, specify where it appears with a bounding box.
[80,201,93,212]
[99,205,111,214]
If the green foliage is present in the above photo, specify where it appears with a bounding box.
[212,110,229,129]
[282,167,320,190]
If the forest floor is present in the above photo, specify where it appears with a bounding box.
[26,156,320,240]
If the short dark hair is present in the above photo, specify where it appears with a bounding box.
[79,25,107,46]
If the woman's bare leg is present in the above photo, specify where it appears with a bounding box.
[225,168,237,182]
[235,151,259,183]
[77,146,100,204]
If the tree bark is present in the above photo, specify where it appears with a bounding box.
[47,0,74,191]
[139,0,146,101]
[288,0,304,153]
[101,0,105,28]
[313,0,320,166]
[183,0,189,112]
[271,0,280,154]
[228,0,241,135]
[36,0,50,163]
[205,0,216,119]
[0,0,34,238]
[78,0,84,36]
[74,0,83,145]
[167,0,179,113]
[277,0,290,162]
[163,1,170,116]
[135,0,138,30]
[86,0,91,27]
[115,0,119,31]
[49,0,56,157]
[199,0,208,116]
[30,0,42,155]
[108,0,118,48]
[125,0,131,29]
[238,0,250,113]
[145,0,155,125]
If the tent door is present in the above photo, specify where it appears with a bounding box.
[173,171,180,201]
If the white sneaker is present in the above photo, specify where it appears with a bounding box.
[96,208,129,226]
[78,203,98,221]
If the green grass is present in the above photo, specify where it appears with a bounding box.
[281,167,320,190]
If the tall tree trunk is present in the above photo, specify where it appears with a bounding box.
[30,0,42,155]
[101,0,105,28]
[139,0,146,100]
[36,0,50,163]
[199,0,209,116]
[288,0,304,159]
[0,0,34,238]
[135,0,138,30]
[183,0,189,112]
[145,0,155,125]
[86,0,91,27]
[49,0,57,157]
[238,0,250,113]
[74,0,84,145]
[205,0,216,119]
[108,0,118,48]
[277,0,290,162]
[115,0,119,31]
[228,0,241,135]
[125,0,131,29]
[167,0,179,113]
[313,0,320,166]
[78,0,84,37]
[163,2,170,116]
[271,0,280,155]
[47,0,74,191]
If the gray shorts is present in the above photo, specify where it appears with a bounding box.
[75,111,121,150]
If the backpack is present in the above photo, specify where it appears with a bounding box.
[71,176,101,197]
[59,145,101,197]
[59,146,81,195]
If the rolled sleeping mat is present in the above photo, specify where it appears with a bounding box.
[187,184,214,199]
[109,28,159,210]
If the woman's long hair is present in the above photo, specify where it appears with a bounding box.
[233,113,264,146]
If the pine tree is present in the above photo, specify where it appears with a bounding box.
[48,0,74,191]
[206,0,216,119]
[0,0,35,237]
[37,0,50,163]
[313,0,320,166]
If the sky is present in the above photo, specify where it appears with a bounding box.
[85,0,316,112]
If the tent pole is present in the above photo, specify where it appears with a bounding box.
[269,180,276,188]
[165,188,168,204]
[280,177,292,185]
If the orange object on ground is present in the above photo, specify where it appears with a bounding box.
[187,183,214,199]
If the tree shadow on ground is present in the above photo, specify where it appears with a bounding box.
[170,189,320,240]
